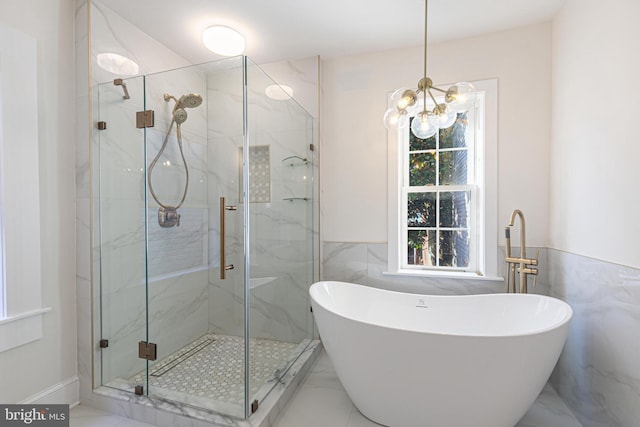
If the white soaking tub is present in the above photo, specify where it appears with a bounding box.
[309,281,572,427]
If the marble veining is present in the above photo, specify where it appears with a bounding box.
[540,249,640,427]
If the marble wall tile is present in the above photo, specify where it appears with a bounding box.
[323,241,512,295]
[543,249,640,427]
[89,1,190,85]
[322,243,368,284]
[258,57,319,118]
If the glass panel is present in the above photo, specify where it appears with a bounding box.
[439,112,468,149]
[439,150,468,185]
[439,191,470,228]
[409,152,436,186]
[407,192,436,227]
[439,230,470,268]
[98,75,147,394]
[407,230,436,266]
[245,57,315,414]
[144,57,246,418]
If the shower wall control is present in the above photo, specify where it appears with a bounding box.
[158,206,180,227]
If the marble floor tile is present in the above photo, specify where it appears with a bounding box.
[72,348,583,427]
[70,404,156,427]
[273,350,583,427]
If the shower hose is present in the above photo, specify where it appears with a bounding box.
[147,118,189,211]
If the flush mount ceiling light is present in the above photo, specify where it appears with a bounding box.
[383,0,475,139]
[265,84,294,100]
[96,52,139,76]
[202,25,245,56]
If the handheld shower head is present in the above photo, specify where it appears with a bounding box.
[173,108,188,124]
[163,92,202,125]
[178,93,203,109]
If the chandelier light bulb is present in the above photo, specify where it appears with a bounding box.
[384,108,410,129]
[384,108,400,128]
[397,90,417,110]
[445,82,476,113]
[411,111,438,139]
[389,88,413,110]
[436,104,457,129]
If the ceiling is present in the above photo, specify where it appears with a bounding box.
[100,0,566,65]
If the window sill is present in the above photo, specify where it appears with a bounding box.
[0,307,51,353]
[383,269,503,282]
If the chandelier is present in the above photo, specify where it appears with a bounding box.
[383,0,475,139]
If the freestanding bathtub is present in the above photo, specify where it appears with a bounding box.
[310,281,572,427]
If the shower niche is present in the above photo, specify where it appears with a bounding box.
[96,56,317,419]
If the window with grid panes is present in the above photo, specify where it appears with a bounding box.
[402,104,479,272]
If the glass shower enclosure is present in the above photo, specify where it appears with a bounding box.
[96,56,316,418]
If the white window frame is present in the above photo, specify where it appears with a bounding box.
[386,79,499,280]
[0,24,50,353]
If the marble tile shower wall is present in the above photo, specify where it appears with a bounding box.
[322,242,640,427]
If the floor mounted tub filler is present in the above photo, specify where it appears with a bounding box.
[309,281,572,427]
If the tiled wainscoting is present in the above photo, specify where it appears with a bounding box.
[541,249,640,427]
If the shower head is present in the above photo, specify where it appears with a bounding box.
[173,108,188,125]
[164,92,202,125]
[178,93,203,109]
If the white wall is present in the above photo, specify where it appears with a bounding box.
[0,0,78,403]
[550,0,640,269]
[321,23,552,247]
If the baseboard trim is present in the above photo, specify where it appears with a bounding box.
[19,375,80,406]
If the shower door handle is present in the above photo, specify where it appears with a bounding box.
[220,197,237,280]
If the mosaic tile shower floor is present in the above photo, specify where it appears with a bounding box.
[130,334,299,406]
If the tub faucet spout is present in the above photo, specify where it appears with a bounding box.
[505,209,538,293]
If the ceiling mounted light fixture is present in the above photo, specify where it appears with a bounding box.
[202,25,245,56]
[96,52,139,76]
[383,0,475,139]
